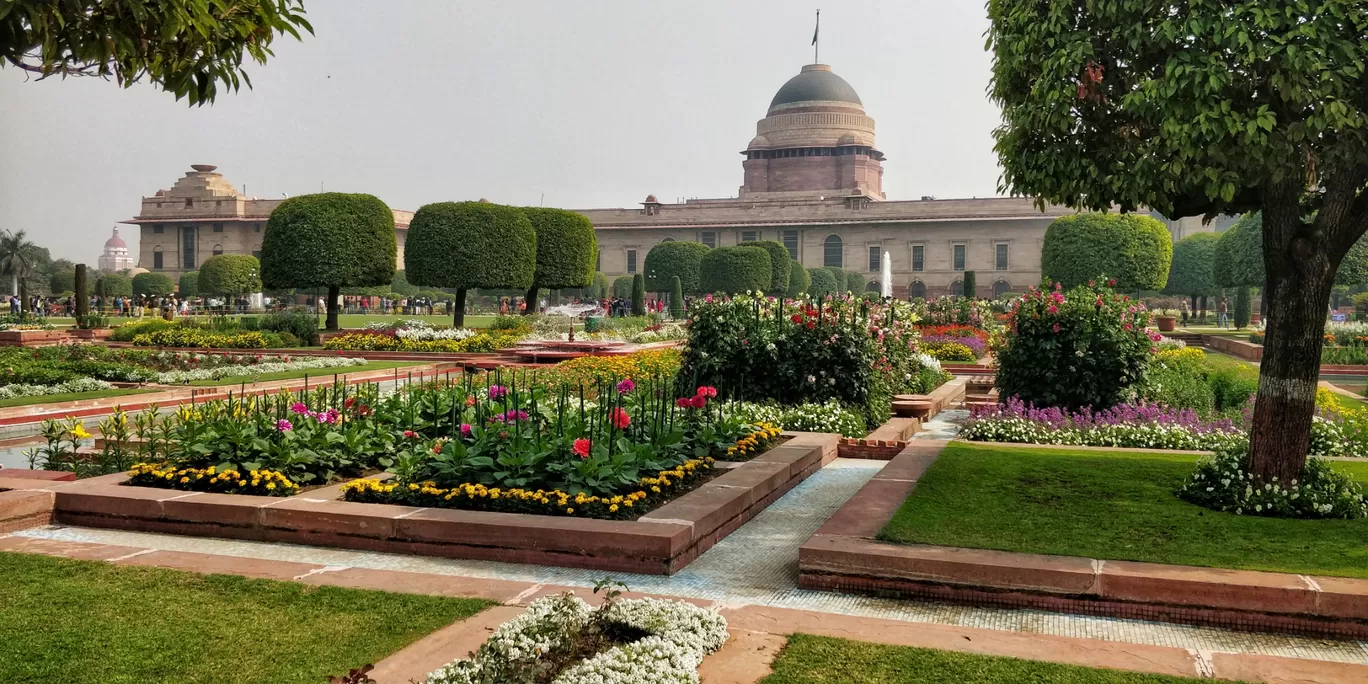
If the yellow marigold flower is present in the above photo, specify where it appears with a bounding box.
[566,508,574,514]
[651,486,660,493]
[266,483,276,490]
[238,480,247,486]
[609,504,619,512]
[623,500,633,507]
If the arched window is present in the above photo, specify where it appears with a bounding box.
[950,280,964,296]
[152,245,164,270]
[992,280,1012,298]
[823,235,843,268]
[252,244,262,260]
[908,280,926,300]
[212,244,224,257]
[660,237,675,243]
[865,280,881,293]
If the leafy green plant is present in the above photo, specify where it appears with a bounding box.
[1040,213,1173,291]
[699,246,770,295]
[405,201,534,327]
[643,241,709,294]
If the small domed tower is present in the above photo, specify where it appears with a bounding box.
[98,227,136,271]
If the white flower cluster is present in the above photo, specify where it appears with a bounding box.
[1180,443,1368,519]
[912,352,943,374]
[960,417,1248,452]
[424,593,728,684]
[0,377,113,399]
[154,356,367,384]
[629,323,688,343]
[364,319,476,341]
[720,400,865,438]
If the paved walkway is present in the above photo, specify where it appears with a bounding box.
[11,456,1368,667]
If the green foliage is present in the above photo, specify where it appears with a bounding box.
[98,273,132,298]
[1181,442,1368,519]
[807,267,838,299]
[737,240,791,294]
[49,267,75,295]
[74,265,87,318]
[962,271,977,299]
[262,193,396,290]
[592,272,610,299]
[699,246,770,295]
[1,1,314,106]
[131,272,174,297]
[522,207,596,290]
[196,255,260,295]
[823,266,846,293]
[1213,214,1265,288]
[1040,214,1173,290]
[643,241,709,294]
[177,271,199,297]
[669,276,684,318]
[404,201,535,291]
[1164,232,1220,296]
[612,275,634,299]
[787,260,811,297]
[389,270,417,296]
[844,270,864,294]
[997,283,1154,410]
[630,273,645,316]
[1234,286,1252,329]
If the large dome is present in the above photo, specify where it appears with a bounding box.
[104,227,128,250]
[769,64,862,109]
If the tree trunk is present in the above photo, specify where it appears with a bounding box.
[9,273,16,298]
[523,285,539,315]
[325,285,340,331]
[454,288,467,328]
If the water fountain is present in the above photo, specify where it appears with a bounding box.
[881,250,893,298]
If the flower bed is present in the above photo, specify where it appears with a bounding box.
[724,400,868,438]
[0,377,114,399]
[423,590,727,684]
[961,398,1247,451]
[150,354,366,383]
[126,463,299,496]
[0,345,369,391]
[322,329,522,353]
[131,327,269,349]
[364,319,477,341]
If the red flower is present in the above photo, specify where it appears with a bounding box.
[357,404,372,416]
[432,440,443,454]
[609,407,631,429]
[1107,279,1116,287]
[465,395,477,407]
[695,386,717,398]
[790,314,803,324]
[403,430,417,438]
[675,397,692,409]
[805,321,816,329]
[690,395,707,409]
[344,398,357,408]
[573,438,591,459]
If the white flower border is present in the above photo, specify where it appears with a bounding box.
[0,377,113,399]
[424,593,728,684]
[153,356,368,383]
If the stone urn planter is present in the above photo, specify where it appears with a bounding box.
[1155,315,1177,332]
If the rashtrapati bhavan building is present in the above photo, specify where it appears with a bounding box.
[124,63,1221,298]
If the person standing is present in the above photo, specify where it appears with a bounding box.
[1179,298,1190,327]
[1217,296,1229,329]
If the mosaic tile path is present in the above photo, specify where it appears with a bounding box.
[13,457,1368,666]
[913,408,967,440]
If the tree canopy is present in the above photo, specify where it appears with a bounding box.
[1164,232,1221,297]
[178,271,199,297]
[737,240,791,294]
[1213,214,1265,289]
[643,241,709,294]
[1040,213,1173,291]
[522,208,597,291]
[699,246,770,294]
[197,255,261,295]
[405,201,535,326]
[132,272,175,297]
[807,267,839,299]
[1,0,313,106]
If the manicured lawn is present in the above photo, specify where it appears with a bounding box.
[0,551,491,684]
[761,634,1210,684]
[184,360,429,386]
[0,388,157,408]
[878,442,1368,578]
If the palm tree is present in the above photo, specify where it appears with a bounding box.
[0,230,35,298]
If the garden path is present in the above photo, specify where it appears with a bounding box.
[9,455,1368,667]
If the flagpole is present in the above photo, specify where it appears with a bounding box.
[813,9,821,64]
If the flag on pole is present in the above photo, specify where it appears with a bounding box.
[812,9,820,45]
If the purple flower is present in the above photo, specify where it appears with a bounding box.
[289,401,309,415]
[489,409,530,423]
[616,378,636,394]
[460,423,472,437]
[315,408,340,425]
[488,385,508,401]
[276,419,293,432]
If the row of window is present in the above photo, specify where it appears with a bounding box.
[744,146,877,161]
[149,243,261,270]
[607,233,1013,275]
[149,222,263,234]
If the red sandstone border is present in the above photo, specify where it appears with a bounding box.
[0,432,838,575]
[798,441,1368,638]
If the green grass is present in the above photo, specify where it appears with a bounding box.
[0,551,491,684]
[879,442,1368,578]
[0,388,156,408]
[183,361,429,386]
[761,634,1213,684]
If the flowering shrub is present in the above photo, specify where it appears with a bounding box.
[131,327,268,349]
[365,319,478,341]
[724,422,783,460]
[724,400,867,438]
[0,377,113,399]
[152,356,367,383]
[127,463,298,496]
[1179,442,1368,519]
[962,397,1247,451]
[322,330,522,353]
[921,340,978,362]
[422,592,728,684]
[540,349,682,389]
[910,296,998,329]
[996,281,1157,410]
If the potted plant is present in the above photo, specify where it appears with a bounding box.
[1152,298,1178,332]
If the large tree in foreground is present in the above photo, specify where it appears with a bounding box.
[261,193,396,331]
[988,0,1368,484]
[1,0,312,105]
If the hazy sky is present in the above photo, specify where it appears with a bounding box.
[0,0,1005,262]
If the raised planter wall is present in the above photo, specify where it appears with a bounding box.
[1201,335,1263,361]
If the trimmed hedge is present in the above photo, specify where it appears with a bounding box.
[178,271,199,297]
[699,246,771,294]
[962,271,977,299]
[132,272,175,296]
[523,207,596,290]
[197,255,261,295]
[737,240,791,294]
[1164,232,1220,297]
[807,267,838,298]
[787,260,811,297]
[612,275,634,299]
[261,193,396,291]
[405,201,535,325]
[631,273,645,315]
[1213,213,1264,288]
[1040,213,1172,290]
[845,270,865,294]
[644,241,709,294]
[97,273,132,298]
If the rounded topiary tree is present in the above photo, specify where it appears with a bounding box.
[49,268,76,295]
[823,266,847,293]
[631,273,646,316]
[404,201,535,327]
[644,241,709,294]
[787,261,810,298]
[996,283,1155,411]
[390,270,417,296]
[178,271,199,297]
[100,273,133,298]
[262,193,396,330]
[807,267,838,299]
[845,271,865,294]
[197,255,261,297]
[699,246,771,294]
[521,207,597,315]
[1235,286,1252,329]
[1040,213,1173,291]
[962,271,977,300]
[669,275,684,318]
[737,240,791,294]
[1164,232,1220,314]
[612,275,634,299]
[592,272,610,299]
[132,272,174,297]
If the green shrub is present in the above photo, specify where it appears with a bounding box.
[807,267,838,299]
[996,282,1154,410]
[522,207,596,309]
[643,241,709,294]
[612,275,634,299]
[1164,232,1220,299]
[109,319,176,342]
[132,272,175,296]
[669,276,684,318]
[1234,285,1252,329]
[845,271,865,294]
[404,201,535,327]
[962,271,977,299]
[98,273,133,298]
[787,261,811,297]
[922,341,977,362]
[699,246,770,294]
[1040,213,1173,291]
[1180,442,1368,519]
[737,240,791,294]
[631,273,646,316]
[131,328,268,349]
[178,271,199,296]
[198,255,262,295]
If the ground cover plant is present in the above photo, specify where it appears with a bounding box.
[878,442,1368,578]
[678,293,948,429]
[761,634,1208,684]
[323,324,524,353]
[0,551,491,684]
